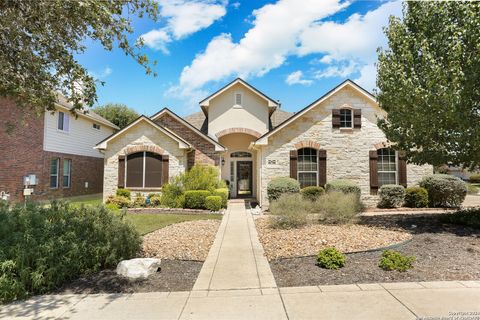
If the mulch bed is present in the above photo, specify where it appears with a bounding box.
[270,214,480,287]
[55,259,202,294]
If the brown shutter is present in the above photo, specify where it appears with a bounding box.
[369,150,379,194]
[161,154,169,186]
[354,109,362,128]
[118,155,125,188]
[289,150,298,180]
[398,151,407,187]
[318,149,327,186]
[145,152,163,188]
[332,109,340,128]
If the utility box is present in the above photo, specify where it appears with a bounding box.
[23,174,38,186]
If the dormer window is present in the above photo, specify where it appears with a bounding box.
[339,108,353,128]
[235,92,242,106]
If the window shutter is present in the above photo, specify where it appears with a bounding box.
[369,150,378,194]
[318,149,327,186]
[353,109,362,128]
[161,155,169,186]
[145,152,163,188]
[398,151,407,187]
[126,153,144,188]
[289,150,298,180]
[118,156,125,188]
[332,109,340,128]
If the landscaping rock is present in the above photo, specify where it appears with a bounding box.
[116,258,161,279]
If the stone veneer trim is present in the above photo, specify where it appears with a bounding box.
[216,127,262,139]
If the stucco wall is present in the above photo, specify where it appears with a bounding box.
[102,121,187,201]
[259,86,432,206]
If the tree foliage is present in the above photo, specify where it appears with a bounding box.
[377,2,480,167]
[0,0,158,114]
[92,103,139,129]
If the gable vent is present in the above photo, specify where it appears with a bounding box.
[235,93,242,105]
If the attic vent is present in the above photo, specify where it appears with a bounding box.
[235,93,242,106]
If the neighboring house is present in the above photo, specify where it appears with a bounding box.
[0,97,119,203]
[96,78,432,206]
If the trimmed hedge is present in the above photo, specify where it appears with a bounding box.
[0,201,140,303]
[439,208,480,229]
[325,180,361,198]
[106,195,131,209]
[116,188,131,199]
[184,190,211,209]
[267,177,300,202]
[317,247,346,269]
[419,174,467,208]
[404,187,429,208]
[469,174,480,183]
[379,250,415,272]
[213,188,229,208]
[378,184,405,208]
[301,186,325,201]
[205,196,222,211]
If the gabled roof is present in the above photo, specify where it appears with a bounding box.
[95,115,191,150]
[150,108,226,152]
[199,78,280,111]
[254,80,377,145]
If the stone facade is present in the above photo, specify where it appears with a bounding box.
[258,86,432,206]
[102,121,188,201]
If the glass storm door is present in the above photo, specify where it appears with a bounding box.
[236,161,252,197]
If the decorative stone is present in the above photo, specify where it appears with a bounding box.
[116,258,161,279]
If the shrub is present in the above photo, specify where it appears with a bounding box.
[379,250,415,272]
[316,247,346,269]
[184,190,211,209]
[132,193,146,207]
[269,193,310,229]
[160,176,185,208]
[0,201,140,303]
[149,195,162,207]
[205,196,222,211]
[213,188,229,208]
[267,177,300,202]
[439,208,480,229]
[466,183,479,195]
[116,188,131,199]
[312,191,360,224]
[377,184,405,208]
[419,174,467,207]
[301,186,325,201]
[404,187,429,208]
[183,164,223,192]
[325,180,361,198]
[469,174,480,183]
[106,195,131,209]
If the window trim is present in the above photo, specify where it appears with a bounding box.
[57,111,70,133]
[377,148,398,187]
[63,159,72,188]
[297,148,318,188]
[50,158,60,189]
[339,108,353,129]
[92,123,101,130]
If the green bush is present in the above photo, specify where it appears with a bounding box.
[116,188,131,199]
[267,177,300,202]
[0,201,140,303]
[312,191,361,224]
[213,188,229,208]
[469,174,480,183]
[439,208,480,229]
[106,195,131,209]
[316,247,346,269]
[419,174,467,207]
[160,176,185,208]
[149,195,162,207]
[269,193,310,229]
[205,196,222,211]
[466,183,479,195]
[377,184,405,208]
[325,180,361,198]
[301,186,325,201]
[379,250,415,272]
[184,190,211,209]
[183,164,224,192]
[404,187,429,208]
[132,193,146,207]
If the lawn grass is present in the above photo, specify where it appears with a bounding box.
[125,213,223,235]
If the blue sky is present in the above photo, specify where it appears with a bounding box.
[77,0,402,116]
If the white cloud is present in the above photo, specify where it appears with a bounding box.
[286,71,313,86]
[231,2,240,9]
[140,0,227,52]
[90,66,113,79]
[354,63,377,91]
[314,61,357,79]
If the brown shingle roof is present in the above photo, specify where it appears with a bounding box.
[269,108,293,129]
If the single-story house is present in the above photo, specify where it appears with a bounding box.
[96,78,432,206]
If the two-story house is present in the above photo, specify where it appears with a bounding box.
[96,78,432,206]
[0,96,118,203]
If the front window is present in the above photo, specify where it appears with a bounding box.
[126,152,163,188]
[378,148,397,186]
[63,159,71,188]
[58,112,70,132]
[50,158,59,188]
[340,109,353,128]
[297,148,318,188]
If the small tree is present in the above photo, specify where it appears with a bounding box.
[92,104,139,129]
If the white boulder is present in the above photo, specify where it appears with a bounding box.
[116,258,161,279]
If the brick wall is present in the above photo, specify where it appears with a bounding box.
[0,97,104,203]
[154,113,220,167]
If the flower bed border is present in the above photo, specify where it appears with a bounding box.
[127,207,225,215]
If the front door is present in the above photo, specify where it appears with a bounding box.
[236,161,252,198]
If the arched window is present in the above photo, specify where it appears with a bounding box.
[377,148,397,186]
[339,108,353,128]
[231,151,252,158]
[126,152,163,188]
[298,148,318,188]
